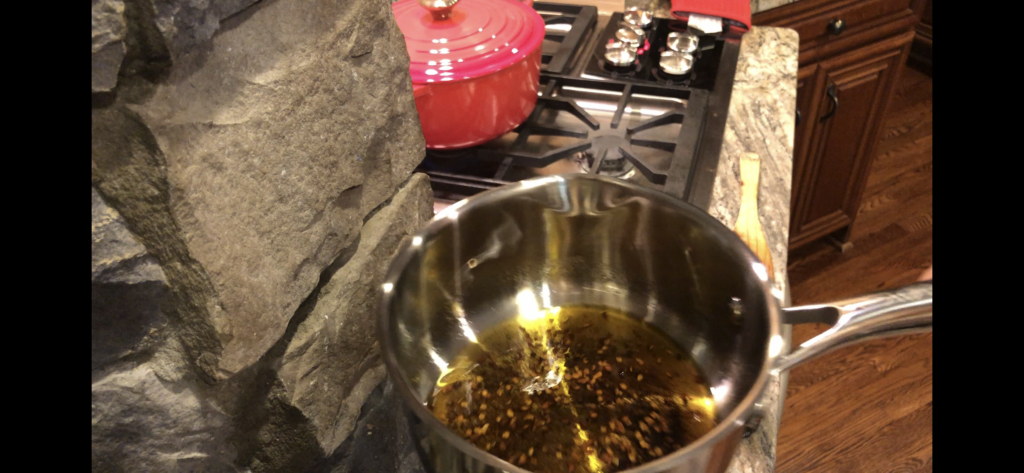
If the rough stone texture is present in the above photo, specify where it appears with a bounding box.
[92,188,168,371]
[93,0,426,380]
[708,27,797,473]
[92,0,433,471]
[149,0,262,61]
[279,174,434,454]
[92,187,164,285]
[316,378,426,473]
[92,363,239,472]
[707,27,797,295]
[93,0,127,92]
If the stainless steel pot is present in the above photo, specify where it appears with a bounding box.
[379,174,932,473]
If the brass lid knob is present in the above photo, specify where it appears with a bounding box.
[419,0,459,21]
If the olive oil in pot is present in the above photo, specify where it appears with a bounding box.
[428,305,717,473]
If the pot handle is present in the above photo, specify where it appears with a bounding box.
[419,0,459,21]
[773,281,932,373]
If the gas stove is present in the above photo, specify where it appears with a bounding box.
[416,3,742,212]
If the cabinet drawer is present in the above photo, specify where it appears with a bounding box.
[755,0,914,52]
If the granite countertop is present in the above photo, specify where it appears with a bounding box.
[335,24,800,473]
[708,26,798,473]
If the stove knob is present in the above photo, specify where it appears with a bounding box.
[615,27,642,48]
[619,22,646,44]
[624,8,653,29]
[667,31,699,53]
[659,51,694,76]
[605,43,638,67]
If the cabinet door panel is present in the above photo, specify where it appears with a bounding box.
[789,64,824,242]
[789,31,914,248]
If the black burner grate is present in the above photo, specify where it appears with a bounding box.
[420,74,709,201]
[534,3,598,75]
[413,3,741,211]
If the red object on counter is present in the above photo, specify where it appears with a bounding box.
[670,0,751,32]
[392,0,546,149]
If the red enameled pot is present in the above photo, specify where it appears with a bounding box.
[392,0,546,149]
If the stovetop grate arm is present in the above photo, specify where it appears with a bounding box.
[535,4,597,74]
[519,124,590,139]
[618,146,668,185]
[534,95,601,131]
[630,138,677,152]
[610,84,633,129]
[482,141,594,168]
[587,149,608,174]
[628,111,685,134]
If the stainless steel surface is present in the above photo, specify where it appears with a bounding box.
[419,0,459,21]
[614,26,641,47]
[382,174,777,473]
[606,40,628,50]
[660,51,695,75]
[667,31,699,53]
[619,22,646,44]
[624,8,653,28]
[775,282,933,372]
[380,176,931,473]
[604,42,637,66]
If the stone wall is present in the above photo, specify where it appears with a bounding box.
[91,0,432,471]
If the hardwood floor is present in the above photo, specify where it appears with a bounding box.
[776,64,932,472]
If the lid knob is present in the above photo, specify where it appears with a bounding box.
[419,0,459,21]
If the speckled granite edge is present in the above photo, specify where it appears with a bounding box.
[712,26,798,473]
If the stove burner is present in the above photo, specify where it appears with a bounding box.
[576,148,638,179]
[651,68,692,86]
[599,47,643,74]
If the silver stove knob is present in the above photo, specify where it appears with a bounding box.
[659,51,694,75]
[667,31,699,53]
[618,22,646,44]
[624,8,652,29]
[614,27,641,47]
[605,43,637,67]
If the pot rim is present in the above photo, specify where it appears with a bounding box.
[378,173,782,473]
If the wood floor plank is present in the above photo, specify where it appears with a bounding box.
[777,61,932,473]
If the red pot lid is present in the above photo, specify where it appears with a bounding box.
[392,0,546,84]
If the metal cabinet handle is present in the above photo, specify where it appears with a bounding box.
[796,109,801,126]
[819,83,838,123]
[827,18,846,35]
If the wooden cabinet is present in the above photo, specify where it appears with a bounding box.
[754,0,917,251]
[910,0,932,70]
